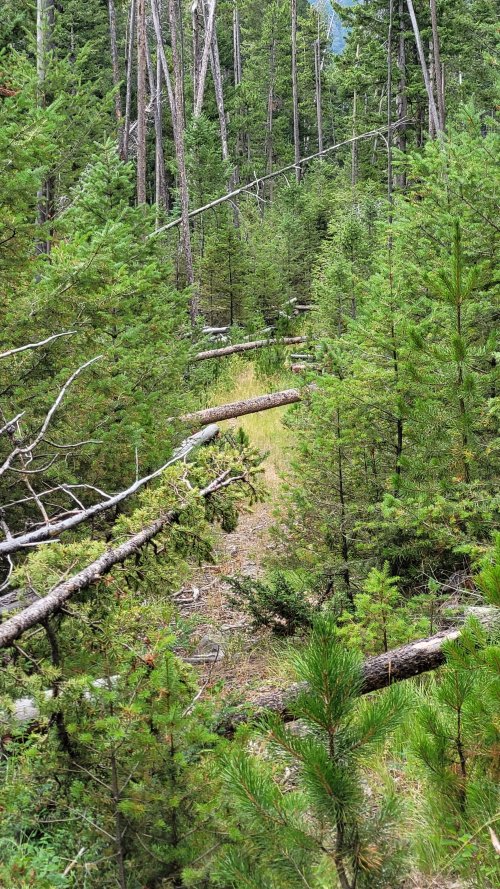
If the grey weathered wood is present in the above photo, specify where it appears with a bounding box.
[193,336,307,362]
[405,0,440,135]
[291,0,301,183]
[0,467,239,648]
[0,426,219,557]
[152,123,409,237]
[181,388,302,427]
[219,626,478,735]
[136,0,147,203]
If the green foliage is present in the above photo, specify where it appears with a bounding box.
[218,617,409,888]
[409,618,500,884]
[226,571,314,636]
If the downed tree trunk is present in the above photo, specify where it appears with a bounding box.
[291,363,320,374]
[193,336,307,362]
[181,388,302,427]
[0,425,219,558]
[220,627,463,735]
[9,615,498,727]
[0,469,244,648]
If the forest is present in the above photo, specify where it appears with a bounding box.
[0,0,499,886]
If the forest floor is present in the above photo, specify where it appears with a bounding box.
[177,362,292,698]
[176,363,468,889]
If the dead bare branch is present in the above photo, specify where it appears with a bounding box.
[0,331,76,361]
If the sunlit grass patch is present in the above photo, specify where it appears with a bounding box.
[208,359,293,491]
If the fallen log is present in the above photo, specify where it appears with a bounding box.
[201,326,230,335]
[193,336,307,362]
[0,469,246,649]
[219,628,462,735]
[291,363,320,374]
[152,122,411,237]
[8,614,497,728]
[181,388,302,427]
[0,425,220,558]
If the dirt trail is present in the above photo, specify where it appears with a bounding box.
[177,497,277,694]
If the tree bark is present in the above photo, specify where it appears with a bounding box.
[0,425,220,558]
[153,123,404,236]
[168,0,197,318]
[192,0,202,107]
[314,35,323,157]
[136,0,147,204]
[405,0,440,135]
[265,35,276,200]
[291,0,301,183]
[232,1,242,86]
[194,0,216,116]
[351,43,360,187]
[107,0,122,127]
[144,5,167,215]
[122,0,137,160]
[219,628,464,735]
[429,0,445,130]
[193,336,307,362]
[180,388,303,428]
[209,9,229,163]
[0,468,240,649]
[395,0,407,188]
[36,0,55,256]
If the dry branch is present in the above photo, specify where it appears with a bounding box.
[0,331,76,361]
[180,389,303,427]
[0,468,242,648]
[193,336,307,362]
[0,425,220,557]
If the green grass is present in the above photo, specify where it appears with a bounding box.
[208,359,293,491]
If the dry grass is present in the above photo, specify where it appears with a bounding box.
[208,360,293,491]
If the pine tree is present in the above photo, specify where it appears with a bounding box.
[218,616,408,889]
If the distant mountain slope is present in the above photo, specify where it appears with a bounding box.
[309,0,356,54]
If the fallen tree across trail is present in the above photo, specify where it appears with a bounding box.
[8,612,498,727]
[0,468,246,649]
[0,425,220,558]
[218,626,475,736]
[193,336,308,362]
[181,388,303,427]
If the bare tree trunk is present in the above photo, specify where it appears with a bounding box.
[154,4,168,213]
[220,626,486,735]
[194,0,216,116]
[193,335,307,362]
[314,32,323,157]
[405,0,440,135]
[122,0,137,160]
[107,0,123,128]
[429,0,445,130]
[36,0,55,256]
[387,0,394,210]
[265,36,276,199]
[136,0,147,204]
[209,9,229,162]
[150,0,174,111]
[351,43,360,187]
[192,0,202,108]
[233,1,242,85]
[291,0,301,183]
[168,0,197,319]
[428,39,435,138]
[144,5,167,216]
[395,0,407,188]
